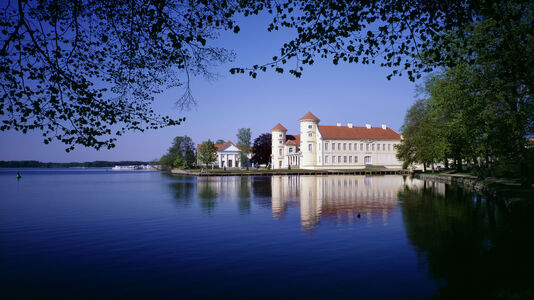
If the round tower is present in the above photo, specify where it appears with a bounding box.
[271,123,287,169]
[299,112,320,169]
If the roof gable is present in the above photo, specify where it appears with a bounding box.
[271,123,287,131]
[197,141,239,152]
[318,125,401,140]
[299,112,320,122]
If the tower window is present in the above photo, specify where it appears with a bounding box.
[308,133,312,137]
[279,149,282,155]
[308,125,312,129]
[308,144,312,151]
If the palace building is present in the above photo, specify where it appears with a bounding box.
[271,112,402,169]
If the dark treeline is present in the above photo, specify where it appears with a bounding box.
[0,161,155,168]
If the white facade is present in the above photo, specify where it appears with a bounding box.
[198,141,252,168]
[271,112,403,170]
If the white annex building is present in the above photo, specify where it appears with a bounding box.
[197,141,252,168]
[271,112,402,170]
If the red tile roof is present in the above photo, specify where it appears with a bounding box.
[197,141,253,152]
[318,125,401,140]
[299,112,320,122]
[285,134,300,145]
[197,141,235,152]
[271,123,287,131]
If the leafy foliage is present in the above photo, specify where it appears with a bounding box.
[159,135,196,170]
[250,133,271,165]
[236,127,251,167]
[198,139,217,167]
[1,0,239,151]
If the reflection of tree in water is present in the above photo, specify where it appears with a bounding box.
[168,180,195,208]
[251,177,272,209]
[237,177,251,214]
[197,180,218,214]
[399,183,534,299]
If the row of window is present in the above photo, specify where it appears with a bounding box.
[324,155,394,164]
[324,142,393,152]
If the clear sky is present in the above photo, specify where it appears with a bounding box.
[0,13,420,162]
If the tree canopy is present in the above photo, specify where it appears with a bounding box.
[236,127,251,167]
[2,0,532,152]
[197,139,217,168]
[250,133,271,166]
[159,135,196,170]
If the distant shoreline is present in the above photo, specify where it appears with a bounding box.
[0,160,156,168]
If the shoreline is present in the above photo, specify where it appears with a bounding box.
[170,168,411,177]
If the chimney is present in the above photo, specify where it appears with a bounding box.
[365,123,371,129]
[381,124,387,130]
[337,123,341,127]
[347,122,353,128]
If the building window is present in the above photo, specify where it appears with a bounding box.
[289,147,293,153]
[354,156,358,163]
[372,144,375,151]
[349,156,352,163]
[377,144,380,151]
[279,140,282,144]
[366,143,369,151]
[344,156,347,163]
[343,143,346,150]
[279,149,282,155]
[388,144,391,151]
[383,144,386,151]
[360,143,364,151]
[325,142,329,150]
[349,143,352,151]
[308,144,312,151]
[308,133,313,137]
[308,125,312,129]
[279,161,282,167]
[364,156,372,164]
[338,156,341,163]
[333,156,336,163]
[325,156,329,163]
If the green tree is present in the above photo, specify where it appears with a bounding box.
[198,140,217,170]
[236,128,251,169]
[159,135,196,170]
[397,99,446,171]
[215,139,226,145]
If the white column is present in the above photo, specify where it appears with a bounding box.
[225,154,228,168]
[235,154,239,167]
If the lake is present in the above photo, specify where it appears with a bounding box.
[1,169,533,299]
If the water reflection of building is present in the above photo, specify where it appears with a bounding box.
[272,175,413,230]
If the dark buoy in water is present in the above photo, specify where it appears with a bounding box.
[357,213,361,218]
[16,172,21,179]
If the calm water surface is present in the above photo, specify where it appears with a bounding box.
[1,169,533,299]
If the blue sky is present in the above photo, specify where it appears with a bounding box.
[0,13,420,162]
